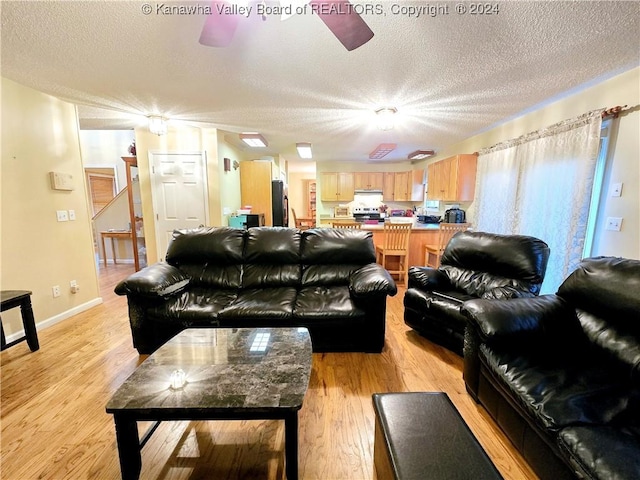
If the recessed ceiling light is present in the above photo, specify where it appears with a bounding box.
[408,150,435,160]
[296,143,313,159]
[369,143,397,160]
[375,107,397,131]
[239,133,268,147]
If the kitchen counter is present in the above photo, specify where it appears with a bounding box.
[360,223,439,231]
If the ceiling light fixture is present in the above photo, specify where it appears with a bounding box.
[369,143,397,160]
[148,115,167,136]
[296,143,313,159]
[375,107,397,131]
[408,150,435,160]
[239,133,268,147]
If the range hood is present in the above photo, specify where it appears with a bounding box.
[354,189,383,194]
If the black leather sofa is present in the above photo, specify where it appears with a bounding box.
[462,257,640,480]
[115,226,397,354]
[403,231,550,354]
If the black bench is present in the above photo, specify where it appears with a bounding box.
[372,392,502,480]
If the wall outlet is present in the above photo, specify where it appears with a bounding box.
[56,210,69,222]
[68,209,76,221]
[70,280,79,294]
[605,217,623,231]
[52,285,61,298]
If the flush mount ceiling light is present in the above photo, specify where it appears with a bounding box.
[408,150,435,160]
[239,133,268,147]
[148,115,167,136]
[296,142,313,159]
[375,107,397,131]
[369,143,397,160]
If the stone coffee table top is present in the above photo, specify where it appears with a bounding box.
[106,327,312,414]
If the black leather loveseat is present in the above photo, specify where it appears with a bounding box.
[115,226,397,354]
[462,257,640,480]
[404,231,550,354]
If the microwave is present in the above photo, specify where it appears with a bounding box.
[334,206,350,217]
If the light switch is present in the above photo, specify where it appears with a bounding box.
[611,182,623,197]
[56,210,69,222]
[68,209,76,221]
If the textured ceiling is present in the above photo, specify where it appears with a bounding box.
[2,1,639,163]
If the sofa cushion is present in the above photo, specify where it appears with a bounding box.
[167,227,245,289]
[301,229,376,264]
[243,228,302,288]
[294,286,366,320]
[148,288,238,323]
[480,344,635,432]
[219,288,297,319]
[302,264,364,286]
[441,265,541,298]
[558,425,640,480]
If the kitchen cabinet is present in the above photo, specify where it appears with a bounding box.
[354,172,384,191]
[411,169,425,202]
[320,172,354,202]
[383,173,395,202]
[427,154,477,202]
[393,172,411,201]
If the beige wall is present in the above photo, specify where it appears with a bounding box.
[417,67,640,259]
[1,77,101,337]
[134,126,245,264]
[79,129,134,191]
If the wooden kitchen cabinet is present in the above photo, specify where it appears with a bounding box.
[354,172,384,190]
[411,169,425,202]
[427,154,477,202]
[393,172,411,201]
[320,172,354,202]
[383,173,395,202]
[240,160,275,225]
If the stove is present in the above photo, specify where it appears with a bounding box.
[353,206,381,223]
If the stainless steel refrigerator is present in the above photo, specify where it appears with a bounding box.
[272,180,288,227]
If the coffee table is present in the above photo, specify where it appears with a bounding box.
[106,327,312,480]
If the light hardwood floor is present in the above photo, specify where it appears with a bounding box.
[1,264,537,479]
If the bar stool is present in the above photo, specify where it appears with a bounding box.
[376,223,412,286]
[424,223,470,268]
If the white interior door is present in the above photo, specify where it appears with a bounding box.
[150,152,209,260]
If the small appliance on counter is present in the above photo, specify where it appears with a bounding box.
[443,207,466,223]
[417,215,441,224]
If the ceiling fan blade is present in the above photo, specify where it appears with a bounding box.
[310,0,374,51]
[199,1,240,47]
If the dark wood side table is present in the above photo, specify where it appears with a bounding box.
[1,290,40,352]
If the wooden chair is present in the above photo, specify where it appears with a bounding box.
[375,223,412,286]
[332,221,361,229]
[424,223,471,268]
[291,208,315,230]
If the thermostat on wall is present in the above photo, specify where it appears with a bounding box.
[49,172,74,191]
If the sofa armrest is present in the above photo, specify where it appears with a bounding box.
[349,264,398,297]
[462,295,568,342]
[114,262,190,299]
[407,266,452,291]
[481,286,537,300]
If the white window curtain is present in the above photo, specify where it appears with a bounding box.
[468,110,603,293]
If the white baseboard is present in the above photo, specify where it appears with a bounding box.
[3,297,103,344]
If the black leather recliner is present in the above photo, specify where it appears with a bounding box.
[403,230,550,354]
[462,257,640,480]
[115,226,397,354]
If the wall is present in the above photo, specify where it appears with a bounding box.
[1,77,101,337]
[79,129,135,191]
[418,67,640,260]
[134,125,244,264]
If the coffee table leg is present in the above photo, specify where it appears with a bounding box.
[113,415,142,480]
[284,412,299,480]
